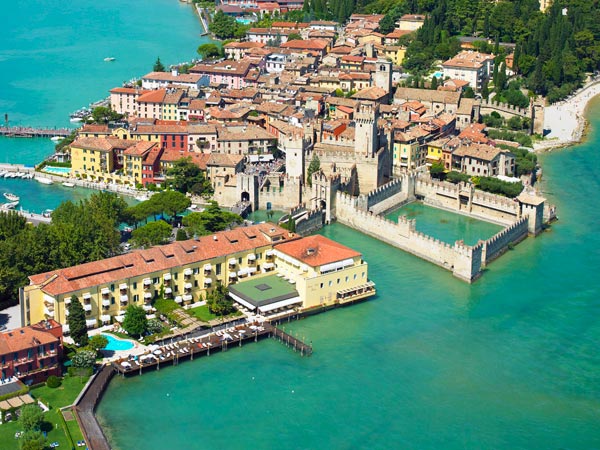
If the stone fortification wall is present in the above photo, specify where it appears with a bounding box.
[295,209,325,236]
[415,178,519,225]
[258,177,302,211]
[482,217,529,264]
[336,192,483,282]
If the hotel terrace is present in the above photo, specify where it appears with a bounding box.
[20,224,375,332]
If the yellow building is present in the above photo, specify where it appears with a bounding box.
[382,45,406,65]
[69,137,156,186]
[426,140,445,165]
[21,225,375,330]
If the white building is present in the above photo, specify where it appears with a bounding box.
[441,51,495,91]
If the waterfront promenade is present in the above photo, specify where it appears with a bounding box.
[0,126,72,138]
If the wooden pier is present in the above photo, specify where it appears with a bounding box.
[0,126,72,138]
[111,322,312,377]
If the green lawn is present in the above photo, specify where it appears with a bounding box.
[187,305,242,322]
[0,375,89,449]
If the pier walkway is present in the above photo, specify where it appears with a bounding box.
[74,365,114,450]
[0,126,72,138]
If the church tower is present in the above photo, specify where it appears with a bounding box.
[373,59,393,95]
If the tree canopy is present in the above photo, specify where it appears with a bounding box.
[122,305,148,337]
[206,282,235,316]
[182,201,242,237]
[20,405,44,432]
[131,220,172,247]
[209,10,249,39]
[307,154,320,187]
[197,43,222,60]
[67,296,89,347]
[90,106,123,124]
[166,157,212,195]
[153,57,165,72]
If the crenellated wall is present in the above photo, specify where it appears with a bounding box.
[482,217,529,264]
[336,191,483,282]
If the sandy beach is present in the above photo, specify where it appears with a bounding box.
[535,75,600,151]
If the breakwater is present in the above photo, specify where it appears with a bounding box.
[0,126,72,138]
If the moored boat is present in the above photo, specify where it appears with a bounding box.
[35,176,54,185]
[50,136,63,142]
[3,192,19,202]
[62,182,75,188]
[104,57,116,62]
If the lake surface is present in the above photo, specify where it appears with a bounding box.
[97,99,600,450]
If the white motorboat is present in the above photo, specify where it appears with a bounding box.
[50,136,63,142]
[35,176,54,185]
[3,193,19,202]
[62,182,75,188]
[104,57,116,62]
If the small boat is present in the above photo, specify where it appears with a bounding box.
[35,176,53,185]
[3,193,19,202]
[69,117,83,123]
[42,209,53,218]
[104,57,116,62]
[62,182,75,188]
[1,201,18,210]
[50,136,63,142]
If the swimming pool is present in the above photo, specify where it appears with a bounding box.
[432,71,443,78]
[43,166,71,175]
[102,333,135,351]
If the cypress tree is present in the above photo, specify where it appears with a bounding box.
[67,295,89,347]
[431,76,438,90]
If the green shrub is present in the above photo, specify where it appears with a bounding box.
[476,177,524,197]
[446,171,471,184]
[46,376,62,389]
[154,298,180,314]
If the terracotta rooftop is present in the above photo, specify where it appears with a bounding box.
[0,320,62,355]
[137,89,167,104]
[161,150,210,170]
[29,224,296,297]
[124,141,157,157]
[207,153,245,167]
[71,137,136,152]
[442,51,495,69]
[281,39,329,51]
[275,235,361,267]
[142,72,202,83]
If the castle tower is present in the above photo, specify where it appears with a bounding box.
[373,59,392,95]
[281,135,305,179]
[354,102,378,157]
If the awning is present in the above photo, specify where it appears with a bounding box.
[247,267,257,274]
[247,253,256,261]
[43,294,55,304]
[184,282,193,290]
[44,307,54,317]
[228,258,237,265]
[120,295,128,302]
[320,258,354,273]
[184,268,193,276]
[229,292,256,310]
[65,309,70,316]
[102,299,111,307]
[83,292,92,299]
[203,264,212,271]
[258,296,301,313]
[266,249,275,256]
[263,262,275,269]
[143,305,152,311]
[101,288,110,295]
[83,304,92,311]
[204,278,212,285]
[144,292,152,299]
[228,272,237,279]
[64,297,72,304]
[237,268,248,277]
[164,287,172,294]
[62,324,70,333]
[100,315,111,323]
[301,264,309,272]
[115,315,125,323]
[163,273,172,281]
[143,278,151,285]
[183,294,193,301]
[174,296,183,303]
[146,314,156,320]
[119,283,128,290]
[85,319,97,328]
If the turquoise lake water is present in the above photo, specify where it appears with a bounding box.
[386,202,504,245]
[3,0,600,447]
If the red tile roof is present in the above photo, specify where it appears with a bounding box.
[281,39,329,51]
[29,224,297,297]
[0,320,62,355]
[275,235,361,267]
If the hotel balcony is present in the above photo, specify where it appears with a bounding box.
[265,249,275,260]
[101,288,110,298]
[183,268,193,280]
[247,253,257,264]
[262,262,275,272]
[119,283,128,293]
[184,282,193,293]
[143,278,152,289]
[174,295,183,304]
[163,273,172,285]
[228,272,237,282]
[144,292,152,304]
[43,306,54,317]
[64,297,71,306]
[83,292,93,302]
[143,304,153,312]
[83,304,93,313]
[120,295,128,306]
[204,278,212,288]
[102,299,111,309]
[203,264,212,275]
[85,319,97,329]
[164,287,172,298]
[228,258,237,269]
[100,315,111,325]
[182,294,193,304]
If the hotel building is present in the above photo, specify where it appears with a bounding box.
[20,224,375,331]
